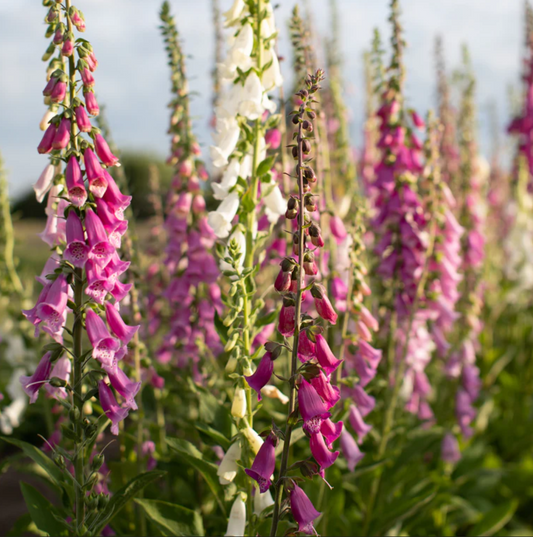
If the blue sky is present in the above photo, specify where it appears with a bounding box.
[0,0,523,197]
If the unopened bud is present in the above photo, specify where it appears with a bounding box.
[302,139,311,154]
[285,196,299,219]
[304,193,316,212]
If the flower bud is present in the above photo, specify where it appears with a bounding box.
[285,196,299,219]
[291,146,299,160]
[231,387,247,418]
[304,193,316,212]
[50,80,67,103]
[303,251,317,276]
[302,139,311,154]
[303,166,317,183]
[61,34,74,57]
[84,90,100,116]
[308,223,324,247]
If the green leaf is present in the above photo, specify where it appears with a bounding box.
[467,499,518,536]
[195,423,231,450]
[167,437,226,516]
[7,512,48,537]
[92,470,166,535]
[255,308,279,328]
[1,437,66,489]
[20,482,68,537]
[134,499,204,536]
[213,309,228,344]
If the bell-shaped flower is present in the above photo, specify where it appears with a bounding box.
[38,123,57,154]
[329,215,348,244]
[85,259,113,304]
[65,156,87,207]
[260,385,289,404]
[33,164,55,203]
[243,426,263,454]
[231,386,247,418]
[298,330,316,362]
[212,160,240,200]
[340,430,365,471]
[310,432,339,471]
[264,185,285,223]
[20,352,52,404]
[45,356,71,400]
[104,364,141,410]
[262,48,283,91]
[223,0,245,25]
[105,302,139,345]
[238,72,264,120]
[311,283,338,324]
[35,274,69,336]
[254,489,274,515]
[51,118,71,150]
[245,433,276,492]
[83,148,108,198]
[320,418,343,449]
[245,352,274,400]
[208,191,239,239]
[441,432,461,463]
[210,118,241,168]
[84,90,100,116]
[225,494,246,537]
[95,198,128,249]
[102,171,131,215]
[98,381,129,435]
[85,309,121,367]
[298,379,331,435]
[311,370,340,409]
[75,105,92,132]
[315,335,342,376]
[289,484,321,536]
[217,441,241,485]
[351,384,375,417]
[349,404,372,443]
[94,134,119,167]
[64,210,89,268]
[85,209,115,267]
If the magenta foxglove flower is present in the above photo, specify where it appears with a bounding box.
[298,330,316,362]
[245,352,274,400]
[314,334,342,375]
[61,36,74,57]
[52,118,71,150]
[80,67,95,87]
[331,277,348,312]
[320,418,343,448]
[64,210,89,268]
[104,364,141,410]
[83,148,108,198]
[311,284,338,324]
[329,215,348,244]
[94,134,119,167]
[43,75,58,96]
[265,128,281,149]
[441,432,461,463]
[340,430,365,471]
[38,123,57,154]
[66,156,87,207]
[84,90,100,116]
[50,81,66,103]
[20,352,52,404]
[70,10,85,32]
[35,274,69,335]
[309,432,339,471]
[104,302,139,345]
[289,484,321,535]
[298,379,331,435]
[85,259,113,304]
[102,172,131,214]
[310,370,340,409]
[278,301,295,337]
[45,356,71,400]
[75,105,92,133]
[349,404,372,443]
[85,209,115,267]
[245,433,276,493]
[98,381,129,435]
[85,309,121,367]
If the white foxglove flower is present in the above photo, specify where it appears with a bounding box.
[208,191,239,238]
[254,489,275,515]
[238,72,264,120]
[231,386,247,418]
[263,185,285,223]
[223,0,245,26]
[261,385,289,404]
[210,119,241,168]
[39,108,56,131]
[217,441,241,484]
[225,494,246,537]
[262,48,283,91]
[0,368,27,435]
[220,23,254,79]
[243,425,263,454]
[33,164,55,203]
[213,159,241,200]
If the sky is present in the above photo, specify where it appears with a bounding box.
[0,0,524,198]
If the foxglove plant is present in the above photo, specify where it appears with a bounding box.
[156,2,222,376]
[18,2,141,533]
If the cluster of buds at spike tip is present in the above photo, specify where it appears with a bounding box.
[23,1,140,452]
[153,2,222,373]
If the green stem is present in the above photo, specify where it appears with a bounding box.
[270,108,306,537]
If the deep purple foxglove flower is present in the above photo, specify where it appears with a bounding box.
[245,433,276,493]
[278,299,295,337]
[85,209,115,267]
[35,274,69,335]
[75,105,92,133]
[340,430,365,471]
[441,432,461,463]
[349,404,372,443]
[85,309,120,367]
[314,334,342,375]
[309,432,339,471]
[52,118,71,150]
[94,134,119,167]
[298,379,331,435]
[104,364,141,410]
[38,123,57,154]
[311,283,338,324]
[98,381,129,435]
[64,211,89,268]
[289,484,321,535]
[20,352,52,404]
[66,156,87,207]
[84,90,99,116]
[320,418,343,448]
[105,302,139,345]
[83,148,108,198]
[245,352,274,400]
[310,371,340,409]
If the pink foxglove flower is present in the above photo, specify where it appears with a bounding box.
[75,105,92,133]
[441,432,461,463]
[309,432,339,472]
[52,118,71,150]
[85,209,115,267]
[33,164,55,203]
[84,148,108,198]
[85,310,120,367]
[94,134,119,167]
[340,430,365,471]
[277,299,295,337]
[348,404,372,443]
[64,211,89,268]
[35,274,69,337]
[298,379,331,435]
[289,485,321,536]
[104,302,139,345]
[84,90,100,116]
[20,352,52,404]
[65,156,87,207]
[38,123,57,154]
[314,334,342,375]
[98,381,128,435]
[311,283,338,324]
[329,215,348,243]
[311,371,341,410]
[104,364,141,410]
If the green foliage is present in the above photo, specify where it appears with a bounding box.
[134,499,204,536]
